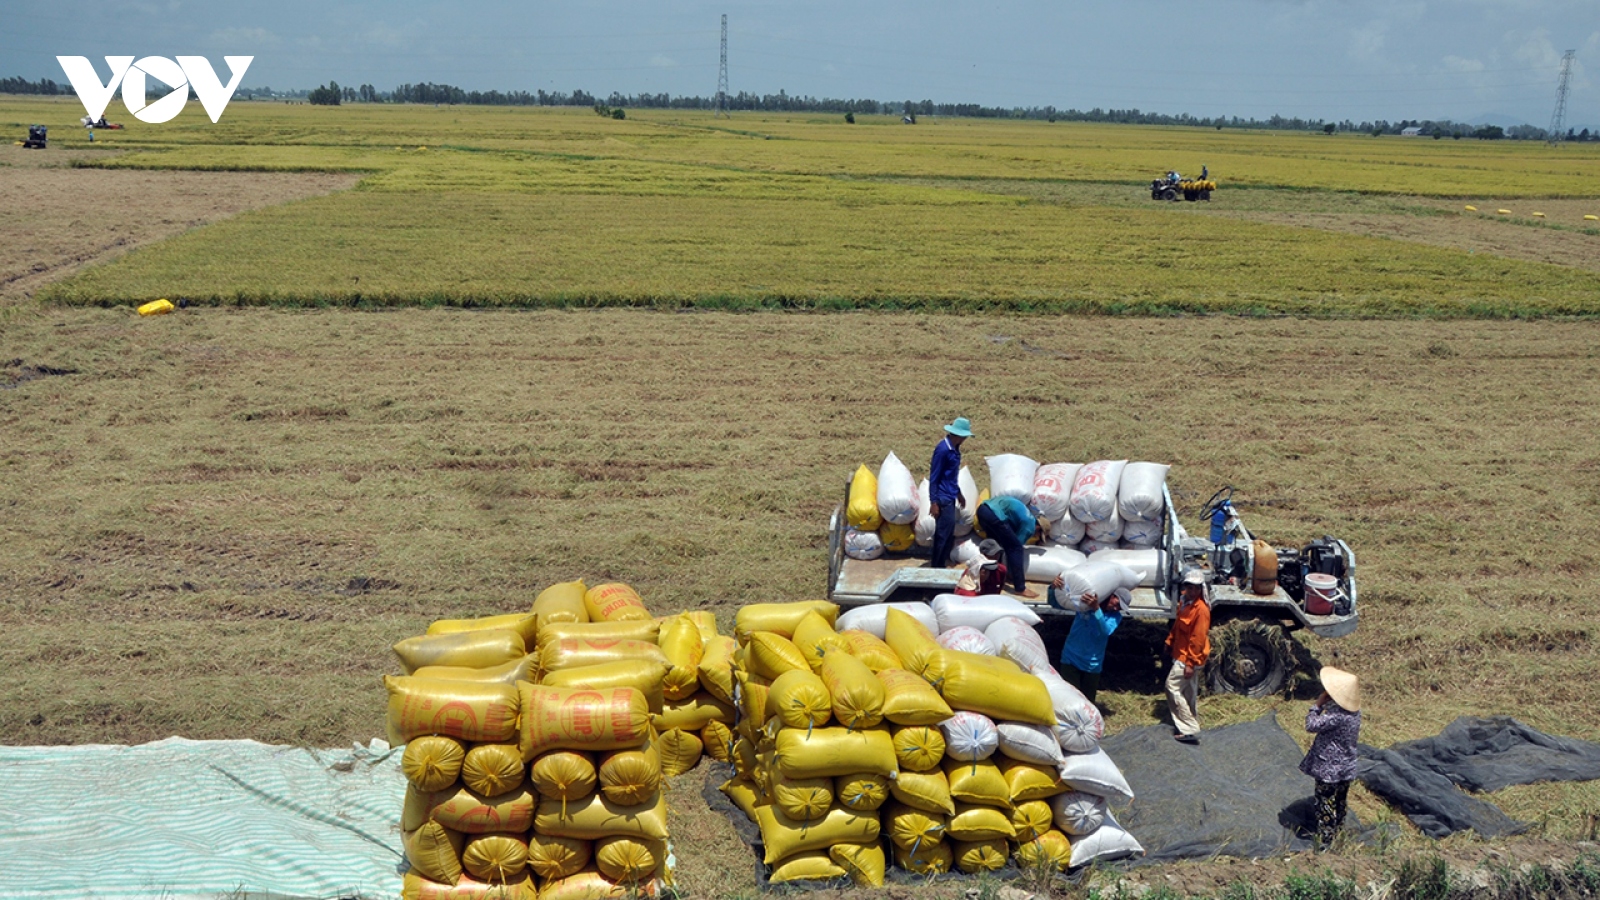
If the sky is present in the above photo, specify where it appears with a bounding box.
[4,0,1597,128]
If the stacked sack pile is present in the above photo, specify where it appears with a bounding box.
[385,580,738,900]
[716,597,1143,887]
[843,453,983,562]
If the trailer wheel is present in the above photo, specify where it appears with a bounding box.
[1161,188,1177,201]
[1206,621,1289,698]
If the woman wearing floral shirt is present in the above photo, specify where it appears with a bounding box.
[1301,666,1362,848]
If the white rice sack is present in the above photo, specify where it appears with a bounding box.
[997,721,1065,766]
[937,625,997,656]
[1067,460,1128,524]
[1084,505,1123,542]
[1030,463,1081,522]
[1049,790,1107,836]
[932,593,1042,632]
[941,711,999,761]
[844,527,885,561]
[914,478,936,547]
[836,602,938,639]
[985,454,1039,505]
[876,451,919,526]
[1058,561,1142,606]
[1077,536,1119,555]
[1023,546,1086,584]
[1087,549,1166,588]
[949,538,984,566]
[1068,810,1144,867]
[985,617,1052,675]
[1037,669,1104,754]
[1117,462,1170,522]
[1058,747,1134,801]
[1121,517,1163,547]
[954,466,980,537]
[1046,515,1086,546]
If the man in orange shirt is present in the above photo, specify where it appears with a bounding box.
[1167,569,1211,744]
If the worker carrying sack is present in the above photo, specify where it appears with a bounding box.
[876,452,919,526]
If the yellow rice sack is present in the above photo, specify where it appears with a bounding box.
[583,583,652,623]
[595,835,664,883]
[949,803,1015,841]
[461,833,528,882]
[731,738,758,781]
[702,720,734,762]
[653,692,735,731]
[834,772,889,812]
[735,602,839,643]
[768,851,847,884]
[1012,799,1054,842]
[537,639,668,679]
[529,751,597,802]
[535,791,670,841]
[403,784,433,831]
[532,581,589,633]
[790,610,850,672]
[883,609,947,685]
[892,724,946,772]
[403,822,465,885]
[877,668,954,726]
[428,613,541,648]
[394,630,527,675]
[541,660,666,714]
[516,684,650,761]
[894,839,952,874]
[427,785,536,834]
[999,757,1070,802]
[756,804,879,864]
[839,631,903,672]
[538,869,634,900]
[683,610,718,643]
[657,614,705,701]
[597,742,662,806]
[1016,830,1073,873]
[401,872,535,900]
[525,834,591,880]
[830,841,886,888]
[884,799,948,850]
[657,728,703,777]
[952,838,1009,874]
[403,736,467,792]
[696,636,738,704]
[386,676,519,746]
[847,464,883,530]
[937,651,1055,726]
[766,669,833,730]
[944,758,1012,809]
[737,681,771,739]
[537,620,659,648]
[878,521,915,552]
[747,633,810,681]
[818,653,885,729]
[888,768,955,815]
[413,655,537,687]
[461,743,525,797]
[771,773,833,821]
[773,726,897,780]
[719,776,763,821]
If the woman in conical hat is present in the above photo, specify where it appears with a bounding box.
[1301,666,1361,849]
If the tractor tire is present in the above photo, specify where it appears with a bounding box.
[1206,621,1289,698]
[1161,188,1178,201]
[1184,190,1199,201]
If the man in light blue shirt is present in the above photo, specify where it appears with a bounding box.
[1049,580,1124,704]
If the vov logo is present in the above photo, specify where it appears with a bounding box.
[56,56,253,124]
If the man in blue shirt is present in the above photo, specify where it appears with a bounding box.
[928,416,971,569]
[1049,581,1124,704]
[974,494,1043,599]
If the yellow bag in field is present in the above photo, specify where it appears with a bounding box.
[538,638,668,679]
[594,835,664,883]
[461,743,525,797]
[598,742,662,806]
[952,838,1009,874]
[840,630,903,672]
[393,630,527,675]
[774,726,897,780]
[747,633,810,681]
[944,758,1012,809]
[529,751,597,802]
[525,834,591,881]
[428,613,541,648]
[1016,830,1073,873]
[893,839,952,874]
[535,791,670,841]
[532,581,589,633]
[583,583,652,623]
[735,601,839,643]
[413,655,537,687]
[403,822,465,885]
[537,619,660,649]
[731,738,758,781]
[847,464,883,530]
[683,610,719,643]
[401,872,535,900]
[999,757,1069,801]
[888,768,955,815]
[883,608,947,685]
[790,610,850,672]
[878,521,915,552]
[427,785,536,834]
[702,720,735,762]
[948,803,1016,841]
[756,804,880,864]
[771,773,833,821]
[891,724,946,772]
[766,669,833,729]
[737,681,770,740]
[657,614,704,701]
[657,728,703,777]
[1012,799,1054,842]
[719,776,763,821]
[461,833,528,882]
[538,869,632,900]
[385,676,519,746]
[696,635,738,704]
[884,800,948,850]
[516,684,650,760]
[830,841,886,888]
[819,653,885,729]
[654,692,735,732]
[876,667,954,726]
[541,660,666,714]
[937,651,1055,726]
[835,772,889,812]
[404,784,433,831]
[402,735,467,792]
[768,851,846,884]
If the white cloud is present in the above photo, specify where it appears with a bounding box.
[1348,19,1387,60]
[208,26,281,49]
[650,54,677,67]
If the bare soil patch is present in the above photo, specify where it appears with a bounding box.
[0,146,359,305]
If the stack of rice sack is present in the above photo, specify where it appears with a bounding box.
[988,456,1171,583]
[386,580,711,900]
[843,454,980,561]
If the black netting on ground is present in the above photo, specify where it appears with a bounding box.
[1380,716,1600,793]
[1355,745,1526,839]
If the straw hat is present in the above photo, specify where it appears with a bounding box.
[1319,666,1360,712]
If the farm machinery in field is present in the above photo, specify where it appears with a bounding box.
[1150,170,1216,202]
[21,125,47,149]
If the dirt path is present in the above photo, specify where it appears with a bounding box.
[0,147,360,305]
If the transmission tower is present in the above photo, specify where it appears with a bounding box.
[715,15,729,118]
[1548,50,1575,145]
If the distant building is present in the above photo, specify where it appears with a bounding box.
[1401,126,1424,137]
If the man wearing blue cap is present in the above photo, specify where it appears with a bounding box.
[928,416,971,570]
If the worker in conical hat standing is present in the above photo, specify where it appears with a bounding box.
[1301,666,1362,850]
